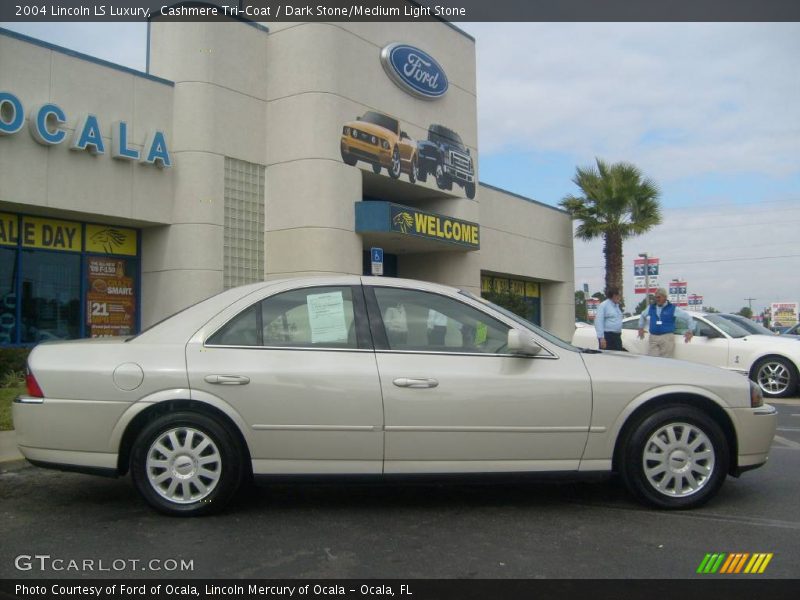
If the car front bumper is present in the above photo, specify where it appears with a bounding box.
[730,403,778,473]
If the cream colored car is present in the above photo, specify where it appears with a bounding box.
[15,277,776,515]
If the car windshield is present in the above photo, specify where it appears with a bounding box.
[718,314,776,336]
[429,126,466,151]
[703,314,751,339]
[361,111,398,132]
[460,290,578,352]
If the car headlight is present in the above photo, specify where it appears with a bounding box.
[749,380,763,408]
[351,129,358,138]
[370,135,378,145]
[343,126,350,135]
[381,140,390,149]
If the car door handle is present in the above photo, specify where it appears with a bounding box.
[204,375,250,385]
[393,378,439,389]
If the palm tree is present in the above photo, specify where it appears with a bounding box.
[560,158,662,299]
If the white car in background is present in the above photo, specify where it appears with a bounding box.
[15,278,776,515]
[573,312,800,398]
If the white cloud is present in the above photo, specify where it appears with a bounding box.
[464,23,800,181]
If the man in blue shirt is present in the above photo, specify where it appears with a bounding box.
[595,287,625,350]
[637,287,694,357]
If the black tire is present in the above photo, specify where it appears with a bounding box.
[388,146,401,179]
[465,182,476,199]
[408,155,418,184]
[130,411,244,516]
[435,164,451,190]
[752,356,798,398]
[341,151,357,166]
[618,405,728,509]
[371,162,382,175]
[417,163,428,182]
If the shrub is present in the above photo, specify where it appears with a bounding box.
[0,348,31,379]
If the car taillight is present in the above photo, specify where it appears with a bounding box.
[26,371,44,398]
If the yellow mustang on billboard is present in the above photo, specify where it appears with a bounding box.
[341,111,418,182]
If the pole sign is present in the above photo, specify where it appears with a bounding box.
[669,280,688,307]
[586,298,600,321]
[687,294,704,311]
[770,302,799,327]
[370,247,384,276]
[633,257,659,294]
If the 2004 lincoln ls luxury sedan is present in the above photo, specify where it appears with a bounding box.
[15,277,777,515]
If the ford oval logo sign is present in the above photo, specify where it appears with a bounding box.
[380,43,449,100]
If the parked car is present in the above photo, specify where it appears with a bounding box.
[340,111,418,182]
[718,314,777,337]
[417,124,476,198]
[572,311,800,398]
[779,322,800,337]
[16,278,775,515]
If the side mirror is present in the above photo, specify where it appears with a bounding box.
[466,148,471,155]
[507,329,542,356]
[356,116,362,121]
[401,131,409,139]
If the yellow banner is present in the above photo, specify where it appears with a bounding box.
[21,216,82,252]
[86,224,138,256]
[0,213,18,247]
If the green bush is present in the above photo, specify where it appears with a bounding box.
[0,348,30,379]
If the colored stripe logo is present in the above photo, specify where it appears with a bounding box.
[697,553,773,574]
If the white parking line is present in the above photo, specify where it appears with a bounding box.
[773,435,800,450]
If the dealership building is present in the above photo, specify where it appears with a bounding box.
[0,16,575,347]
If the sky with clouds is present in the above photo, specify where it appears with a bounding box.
[2,20,798,315]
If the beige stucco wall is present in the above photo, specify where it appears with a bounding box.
[0,21,575,336]
[0,32,174,226]
[478,185,576,339]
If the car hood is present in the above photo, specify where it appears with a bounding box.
[579,349,751,408]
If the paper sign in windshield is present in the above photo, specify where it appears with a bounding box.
[307,291,348,343]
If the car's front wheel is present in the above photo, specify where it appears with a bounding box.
[753,356,797,398]
[619,405,728,509]
[131,411,244,516]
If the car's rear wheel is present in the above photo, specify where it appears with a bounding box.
[753,356,797,398]
[389,146,401,179]
[619,405,728,509]
[131,412,244,516]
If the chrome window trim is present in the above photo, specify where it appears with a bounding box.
[374,349,558,360]
[202,344,373,353]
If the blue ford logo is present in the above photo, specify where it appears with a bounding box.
[380,43,449,100]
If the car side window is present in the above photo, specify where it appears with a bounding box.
[208,287,358,349]
[373,287,510,354]
[675,317,689,335]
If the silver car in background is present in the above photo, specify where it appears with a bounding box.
[15,277,776,515]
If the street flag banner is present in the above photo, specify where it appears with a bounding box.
[688,294,704,311]
[633,257,659,294]
[669,281,688,307]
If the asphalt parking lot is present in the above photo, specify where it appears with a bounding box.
[1,400,798,580]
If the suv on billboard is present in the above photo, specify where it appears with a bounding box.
[340,111,418,182]
[417,124,476,199]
